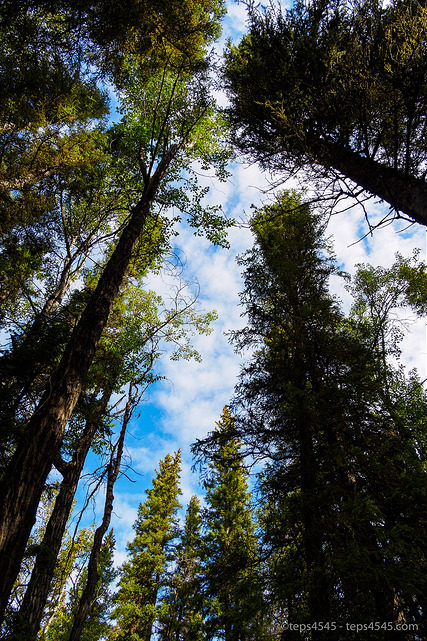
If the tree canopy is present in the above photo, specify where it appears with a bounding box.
[194,192,427,637]
[0,0,229,623]
[223,0,427,227]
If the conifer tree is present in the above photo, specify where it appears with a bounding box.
[157,495,205,641]
[224,0,427,227]
[113,451,182,641]
[199,407,267,641]
[214,193,427,639]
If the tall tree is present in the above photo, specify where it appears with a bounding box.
[0,0,229,618]
[113,451,182,641]
[156,495,205,641]
[223,0,427,227]
[5,269,215,640]
[196,407,267,641]
[202,193,427,638]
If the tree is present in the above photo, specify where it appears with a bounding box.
[0,0,230,619]
[67,396,128,641]
[2,523,100,641]
[113,451,182,641]
[2,481,61,625]
[223,0,427,227]
[196,407,267,641]
[156,495,205,641]
[347,251,427,366]
[208,193,427,638]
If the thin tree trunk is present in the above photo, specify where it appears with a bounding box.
[0,145,178,622]
[68,386,132,641]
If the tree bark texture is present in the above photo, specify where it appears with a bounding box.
[1,256,88,435]
[0,146,178,622]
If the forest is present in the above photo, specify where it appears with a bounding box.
[0,0,426,640]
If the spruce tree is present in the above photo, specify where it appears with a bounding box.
[113,451,182,641]
[157,495,205,641]
[224,0,427,227]
[199,407,267,641]
[218,193,427,639]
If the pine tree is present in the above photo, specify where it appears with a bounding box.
[113,451,182,641]
[200,407,267,641]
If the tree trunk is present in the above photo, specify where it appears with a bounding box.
[298,419,331,639]
[289,371,331,639]
[12,388,112,641]
[320,141,427,227]
[0,145,178,623]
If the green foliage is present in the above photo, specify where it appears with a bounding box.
[111,58,233,248]
[348,250,427,360]
[43,530,117,641]
[225,0,427,168]
[156,495,205,641]
[113,452,182,641]
[200,407,268,641]
[223,0,427,224]
[0,0,234,631]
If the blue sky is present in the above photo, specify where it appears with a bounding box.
[73,0,427,567]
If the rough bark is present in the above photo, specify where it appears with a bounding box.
[320,141,427,227]
[1,252,89,431]
[12,388,112,641]
[0,145,179,622]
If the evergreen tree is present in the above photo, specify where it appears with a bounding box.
[157,495,205,641]
[198,407,267,641]
[113,451,182,641]
[201,194,427,639]
[224,0,427,227]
